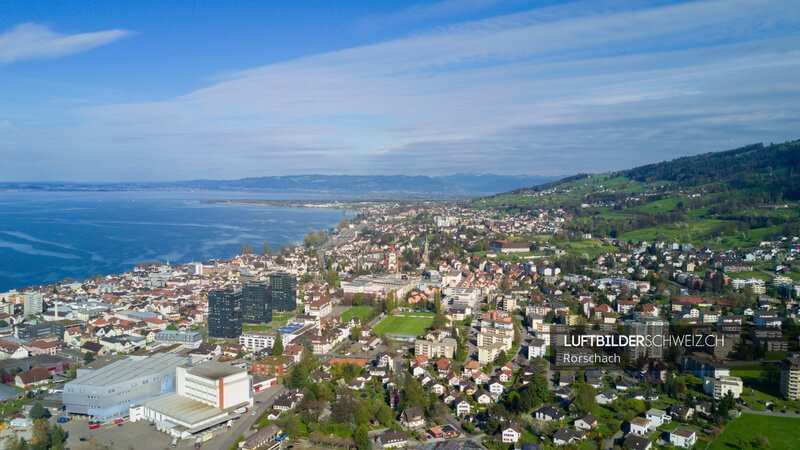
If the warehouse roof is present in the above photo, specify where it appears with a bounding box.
[71,354,186,387]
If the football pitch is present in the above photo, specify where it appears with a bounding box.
[373,314,433,336]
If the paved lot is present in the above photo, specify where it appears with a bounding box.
[59,384,286,450]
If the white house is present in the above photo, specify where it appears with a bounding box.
[595,390,617,405]
[453,396,471,417]
[645,409,670,428]
[574,413,597,431]
[670,428,697,448]
[500,421,522,443]
[630,417,650,436]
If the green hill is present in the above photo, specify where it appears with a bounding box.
[471,140,800,249]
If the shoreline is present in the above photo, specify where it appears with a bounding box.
[0,199,355,293]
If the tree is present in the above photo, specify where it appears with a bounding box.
[431,314,446,330]
[354,424,370,450]
[496,351,509,367]
[5,435,26,450]
[433,289,441,313]
[83,351,95,364]
[288,365,309,389]
[263,241,269,255]
[376,403,394,426]
[401,376,429,410]
[574,383,598,415]
[50,424,67,449]
[272,333,283,356]
[32,419,50,447]
[331,388,358,423]
[30,402,47,419]
[350,326,362,341]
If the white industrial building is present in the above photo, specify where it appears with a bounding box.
[130,361,253,438]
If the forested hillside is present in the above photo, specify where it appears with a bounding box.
[472,140,800,248]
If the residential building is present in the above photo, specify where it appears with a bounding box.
[239,331,277,352]
[500,421,522,443]
[415,334,457,359]
[780,356,800,400]
[703,376,743,399]
[670,428,697,448]
[23,293,44,317]
[377,430,408,449]
[253,356,293,377]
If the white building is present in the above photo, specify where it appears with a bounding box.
[239,331,277,352]
[23,293,43,317]
[130,361,253,439]
[670,428,697,448]
[528,339,546,359]
[177,361,253,410]
[703,376,743,399]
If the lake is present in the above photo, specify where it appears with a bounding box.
[0,191,351,291]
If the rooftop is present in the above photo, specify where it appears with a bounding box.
[186,361,246,380]
[141,392,228,426]
[71,354,187,387]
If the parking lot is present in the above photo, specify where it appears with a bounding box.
[62,418,180,450]
[58,383,286,450]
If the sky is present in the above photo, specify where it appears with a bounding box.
[0,0,799,182]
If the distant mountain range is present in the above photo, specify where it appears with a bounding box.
[0,174,560,198]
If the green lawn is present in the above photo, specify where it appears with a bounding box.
[373,315,433,336]
[243,324,272,332]
[341,306,373,323]
[711,413,800,449]
[724,271,772,282]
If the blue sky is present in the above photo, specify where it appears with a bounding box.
[1,0,799,181]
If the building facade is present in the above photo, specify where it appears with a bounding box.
[176,361,252,410]
[208,288,242,338]
[242,282,272,324]
[269,273,297,312]
[63,354,188,420]
[780,357,800,400]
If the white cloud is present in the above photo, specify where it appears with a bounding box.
[0,23,131,64]
[2,0,800,180]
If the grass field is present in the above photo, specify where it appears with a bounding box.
[711,413,800,449]
[341,306,373,323]
[242,324,272,332]
[373,315,433,336]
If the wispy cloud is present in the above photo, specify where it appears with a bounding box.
[2,0,799,181]
[0,23,131,65]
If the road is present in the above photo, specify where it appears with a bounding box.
[740,404,800,418]
[319,223,366,250]
[213,384,287,450]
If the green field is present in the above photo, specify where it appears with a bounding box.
[711,413,800,449]
[243,323,272,332]
[341,306,373,323]
[373,315,433,336]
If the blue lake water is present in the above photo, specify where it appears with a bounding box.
[0,191,352,291]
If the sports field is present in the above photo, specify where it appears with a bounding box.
[341,306,373,323]
[710,413,800,449]
[373,314,433,336]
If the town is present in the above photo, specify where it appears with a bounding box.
[0,195,798,450]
